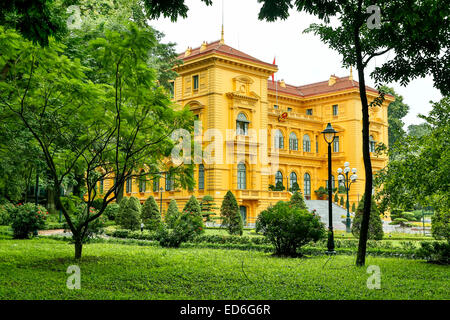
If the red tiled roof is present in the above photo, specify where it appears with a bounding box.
[177,40,277,68]
[267,80,304,97]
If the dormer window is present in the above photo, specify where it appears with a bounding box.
[306,109,313,115]
[236,112,249,135]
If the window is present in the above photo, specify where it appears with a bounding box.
[274,129,284,149]
[333,136,339,152]
[193,75,199,91]
[304,173,311,198]
[274,104,279,109]
[303,134,311,152]
[236,112,249,135]
[275,171,283,186]
[126,177,132,193]
[237,163,246,190]
[332,104,338,116]
[165,172,173,191]
[198,164,205,190]
[316,136,319,153]
[240,206,247,226]
[306,109,313,115]
[287,107,292,112]
[289,132,298,150]
[138,171,146,193]
[325,175,336,190]
[369,135,376,153]
[289,172,297,190]
[169,81,174,98]
[153,177,160,192]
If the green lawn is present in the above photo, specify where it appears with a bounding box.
[0,238,448,300]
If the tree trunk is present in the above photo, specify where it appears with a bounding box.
[354,17,373,267]
[115,180,124,203]
[74,239,83,259]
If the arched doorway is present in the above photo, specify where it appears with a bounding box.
[239,206,247,226]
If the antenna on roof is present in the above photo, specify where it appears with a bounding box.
[220,0,225,44]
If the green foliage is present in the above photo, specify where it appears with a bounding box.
[104,202,120,221]
[289,182,300,192]
[274,181,285,191]
[9,203,47,238]
[165,199,180,228]
[116,196,141,231]
[141,196,161,230]
[333,193,338,203]
[417,241,450,264]
[256,201,326,256]
[200,195,218,221]
[351,195,384,240]
[220,191,243,236]
[0,202,14,225]
[351,202,356,213]
[289,191,307,210]
[314,186,332,199]
[340,196,344,207]
[431,208,450,242]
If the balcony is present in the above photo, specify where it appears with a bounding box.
[235,190,260,199]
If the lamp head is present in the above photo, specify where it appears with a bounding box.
[344,161,350,168]
[344,167,350,174]
[352,168,357,174]
[337,168,343,174]
[321,123,337,144]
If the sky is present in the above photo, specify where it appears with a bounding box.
[149,0,443,128]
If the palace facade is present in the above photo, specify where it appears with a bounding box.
[119,38,392,226]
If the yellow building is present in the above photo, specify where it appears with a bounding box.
[120,38,393,226]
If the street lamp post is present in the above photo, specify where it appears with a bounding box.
[337,162,357,233]
[321,123,337,254]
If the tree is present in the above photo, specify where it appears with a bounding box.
[116,196,141,230]
[200,195,218,221]
[407,123,431,139]
[165,199,180,228]
[141,196,161,230]
[220,191,243,236]
[334,193,339,204]
[0,24,194,258]
[351,202,356,213]
[290,191,307,210]
[351,194,383,240]
[258,0,449,266]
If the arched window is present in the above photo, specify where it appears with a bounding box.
[369,135,376,153]
[198,164,205,190]
[303,134,311,152]
[333,136,340,152]
[138,171,146,193]
[289,132,298,150]
[237,163,246,189]
[274,129,284,149]
[289,172,298,191]
[99,177,104,194]
[275,171,283,188]
[126,176,132,193]
[236,112,249,135]
[240,206,247,226]
[304,173,311,198]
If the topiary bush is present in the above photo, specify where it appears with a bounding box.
[116,196,141,230]
[165,199,180,228]
[417,241,450,264]
[141,196,161,230]
[9,203,48,239]
[256,201,326,256]
[290,191,307,210]
[157,196,204,248]
[104,202,120,221]
[351,194,384,240]
[220,191,243,236]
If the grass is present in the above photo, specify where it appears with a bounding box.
[0,237,448,300]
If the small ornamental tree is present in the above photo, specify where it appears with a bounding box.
[256,201,326,256]
[351,202,356,213]
[200,195,218,221]
[340,196,345,207]
[351,194,384,240]
[290,182,300,192]
[141,195,161,230]
[116,196,141,230]
[10,203,48,238]
[165,199,180,228]
[290,191,307,210]
[104,202,120,221]
[334,193,339,203]
[220,191,243,236]
[274,181,285,191]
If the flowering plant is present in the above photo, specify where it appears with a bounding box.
[10,203,48,238]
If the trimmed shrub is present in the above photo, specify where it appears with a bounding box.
[10,203,48,238]
[165,199,180,228]
[0,202,14,225]
[340,196,344,206]
[351,194,384,240]
[334,193,339,203]
[431,208,450,241]
[351,202,356,213]
[417,241,450,264]
[220,191,243,236]
[200,195,218,221]
[256,201,326,256]
[104,202,120,221]
[141,196,161,230]
[116,196,141,230]
[290,191,307,210]
[274,181,285,191]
